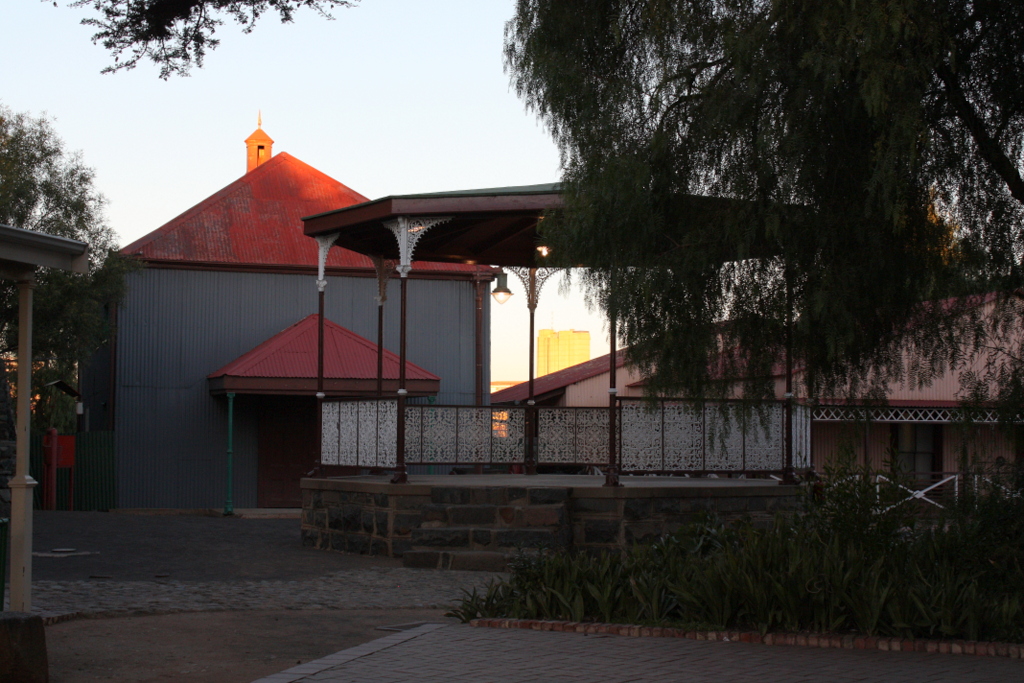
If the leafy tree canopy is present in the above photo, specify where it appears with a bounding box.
[66,0,358,78]
[0,104,138,432]
[506,0,1024,404]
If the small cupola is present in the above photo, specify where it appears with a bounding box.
[244,112,274,173]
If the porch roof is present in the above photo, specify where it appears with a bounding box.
[301,184,563,268]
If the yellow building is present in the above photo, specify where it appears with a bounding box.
[537,329,591,376]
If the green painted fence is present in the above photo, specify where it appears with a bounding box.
[30,431,116,511]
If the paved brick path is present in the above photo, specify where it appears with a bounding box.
[21,568,495,619]
[253,623,1023,683]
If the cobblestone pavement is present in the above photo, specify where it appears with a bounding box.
[255,623,1024,683]
[29,568,496,618]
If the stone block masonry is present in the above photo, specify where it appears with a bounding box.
[301,475,802,564]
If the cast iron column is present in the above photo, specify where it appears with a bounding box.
[392,275,409,484]
[224,392,235,515]
[604,300,621,487]
[9,276,37,611]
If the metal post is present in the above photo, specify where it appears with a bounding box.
[376,302,385,398]
[783,276,796,483]
[526,268,538,475]
[474,276,485,474]
[392,275,409,484]
[605,300,621,487]
[10,276,37,611]
[224,392,235,515]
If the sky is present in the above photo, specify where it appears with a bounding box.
[3,0,611,383]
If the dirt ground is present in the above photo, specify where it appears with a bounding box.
[46,608,455,683]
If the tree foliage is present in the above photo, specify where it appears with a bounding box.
[0,104,137,432]
[67,0,359,78]
[506,0,1024,404]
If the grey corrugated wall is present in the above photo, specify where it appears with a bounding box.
[112,268,490,508]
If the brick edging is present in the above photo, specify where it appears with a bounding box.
[468,618,1023,660]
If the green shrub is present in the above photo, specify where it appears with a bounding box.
[448,463,1024,642]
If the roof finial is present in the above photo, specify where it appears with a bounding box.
[257,110,262,128]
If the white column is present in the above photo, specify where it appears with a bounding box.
[10,275,37,612]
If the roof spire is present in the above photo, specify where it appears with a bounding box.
[244,115,274,173]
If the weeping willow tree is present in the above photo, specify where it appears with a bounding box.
[506,0,1024,406]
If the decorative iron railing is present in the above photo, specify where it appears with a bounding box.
[320,398,810,473]
[812,405,1004,424]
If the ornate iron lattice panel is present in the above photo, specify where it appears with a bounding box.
[620,403,663,471]
[703,403,744,470]
[457,408,492,463]
[403,407,422,462]
[575,409,610,465]
[662,402,704,471]
[743,404,785,470]
[418,407,458,463]
[335,402,361,467]
[376,400,398,467]
[490,408,526,463]
[538,409,576,464]
[356,402,379,467]
[792,405,812,468]
[320,401,341,465]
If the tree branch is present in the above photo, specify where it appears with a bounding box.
[935,62,1024,205]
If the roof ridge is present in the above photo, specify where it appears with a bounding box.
[120,153,369,257]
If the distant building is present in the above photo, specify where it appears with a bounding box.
[489,380,522,394]
[537,329,590,376]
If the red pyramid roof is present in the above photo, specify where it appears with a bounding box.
[122,152,479,274]
[209,314,439,382]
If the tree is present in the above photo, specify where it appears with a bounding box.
[0,104,137,432]
[67,0,359,78]
[505,1,1024,406]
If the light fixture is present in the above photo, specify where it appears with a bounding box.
[491,272,513,304]
[536,245,551,257]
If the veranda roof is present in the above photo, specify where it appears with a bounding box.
[302,184,563,268]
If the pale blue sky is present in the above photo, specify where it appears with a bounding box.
[4,0,611,382]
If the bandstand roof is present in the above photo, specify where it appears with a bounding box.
[302,184,563,268]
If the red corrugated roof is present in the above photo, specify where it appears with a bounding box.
[491,351,627,403]
[208,314,440,381]
[121,152,480,274]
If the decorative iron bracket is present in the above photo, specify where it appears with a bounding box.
[315,233,340,292]
[507,267,560,309]
[384,216,452,277]
[370,255,399,305]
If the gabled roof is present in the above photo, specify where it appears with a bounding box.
[491,351,627,404]
[207,314,440,396]
[121,152,480,274]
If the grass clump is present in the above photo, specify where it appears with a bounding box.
[448,464,1024,642]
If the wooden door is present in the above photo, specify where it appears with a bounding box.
[257,396,318,507]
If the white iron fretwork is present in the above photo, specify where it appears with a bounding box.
[384,216,453,277]
[506,267,560,308]
[370,255,399,305]
[315,233,340,292]
[812,405,1004,424]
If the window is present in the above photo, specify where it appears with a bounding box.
[894,423,942,476]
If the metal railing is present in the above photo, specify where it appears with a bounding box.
[321,398,810,474]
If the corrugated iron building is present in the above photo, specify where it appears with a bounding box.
[82,126,491,508]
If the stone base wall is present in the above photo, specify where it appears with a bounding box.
[301,477,803,559]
